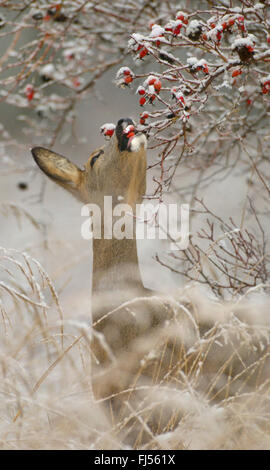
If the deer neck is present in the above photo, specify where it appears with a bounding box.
[92,233,145,317]
[92,235,142,287]
[90,143,147,316]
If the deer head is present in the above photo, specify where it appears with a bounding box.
[31,118,147,208]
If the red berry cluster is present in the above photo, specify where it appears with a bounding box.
[136,76,162,106]
[139,112,149,125]
[116,5,268,138]
[171,88,185,106]
[221,18,235,30]
[203,14,246,46]
[237,15,245,32]
[136,44,149,60]
[188,58,209,74]
[115,67,135,87]
[176,11,188,24]
[165,20,183,36]
[128,10,190,61]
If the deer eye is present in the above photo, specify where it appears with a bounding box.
[90,150,103,168]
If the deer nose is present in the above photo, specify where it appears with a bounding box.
[116,118,136,152]
[116,118,134,132]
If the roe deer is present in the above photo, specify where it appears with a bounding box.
[31,118,189,445]
[32,118,268,449]
[32,118,148,315]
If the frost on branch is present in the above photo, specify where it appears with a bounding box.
[186,20,203,41]
[112,1,270,298]
[231,34,256,61]
[1,1,269,168]
[113,0,270,204]
[1,1,270,300]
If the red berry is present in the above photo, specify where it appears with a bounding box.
[262,81,270,94]
[140,112,149,125]
[228,18,235,26]
[232,69,242,77]
[237,17,245,32]
[267,36,270,44]
[173,23,182,35]
[149,94,156,104]
[139,47,148,59]
[148,77,157,85]
[222,22,227,30]
[27,90,34,101]
[139,96,146,106]
[124,75,133,84]
[202,33,208,41]
[137,86,146,95]
[246,99,252,105]
[210,23,216,29]
[25,84,34,101]
[123,124,135,135]
[100,124,115,138]
[126,131,135,138]
[140,112,149,119]
[176,12,188,24]
[154,80,162,93]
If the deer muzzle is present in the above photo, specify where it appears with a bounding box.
[116,118,147,153]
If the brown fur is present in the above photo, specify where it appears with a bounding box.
[32,126,189,445]
[31,123,270,447]
[32,132,147,307]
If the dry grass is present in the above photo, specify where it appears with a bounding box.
[0,245,270,450]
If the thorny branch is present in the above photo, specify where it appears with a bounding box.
[0,0,270,297]
[157,198,269,298]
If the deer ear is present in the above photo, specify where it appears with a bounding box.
[31,147,82,188]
